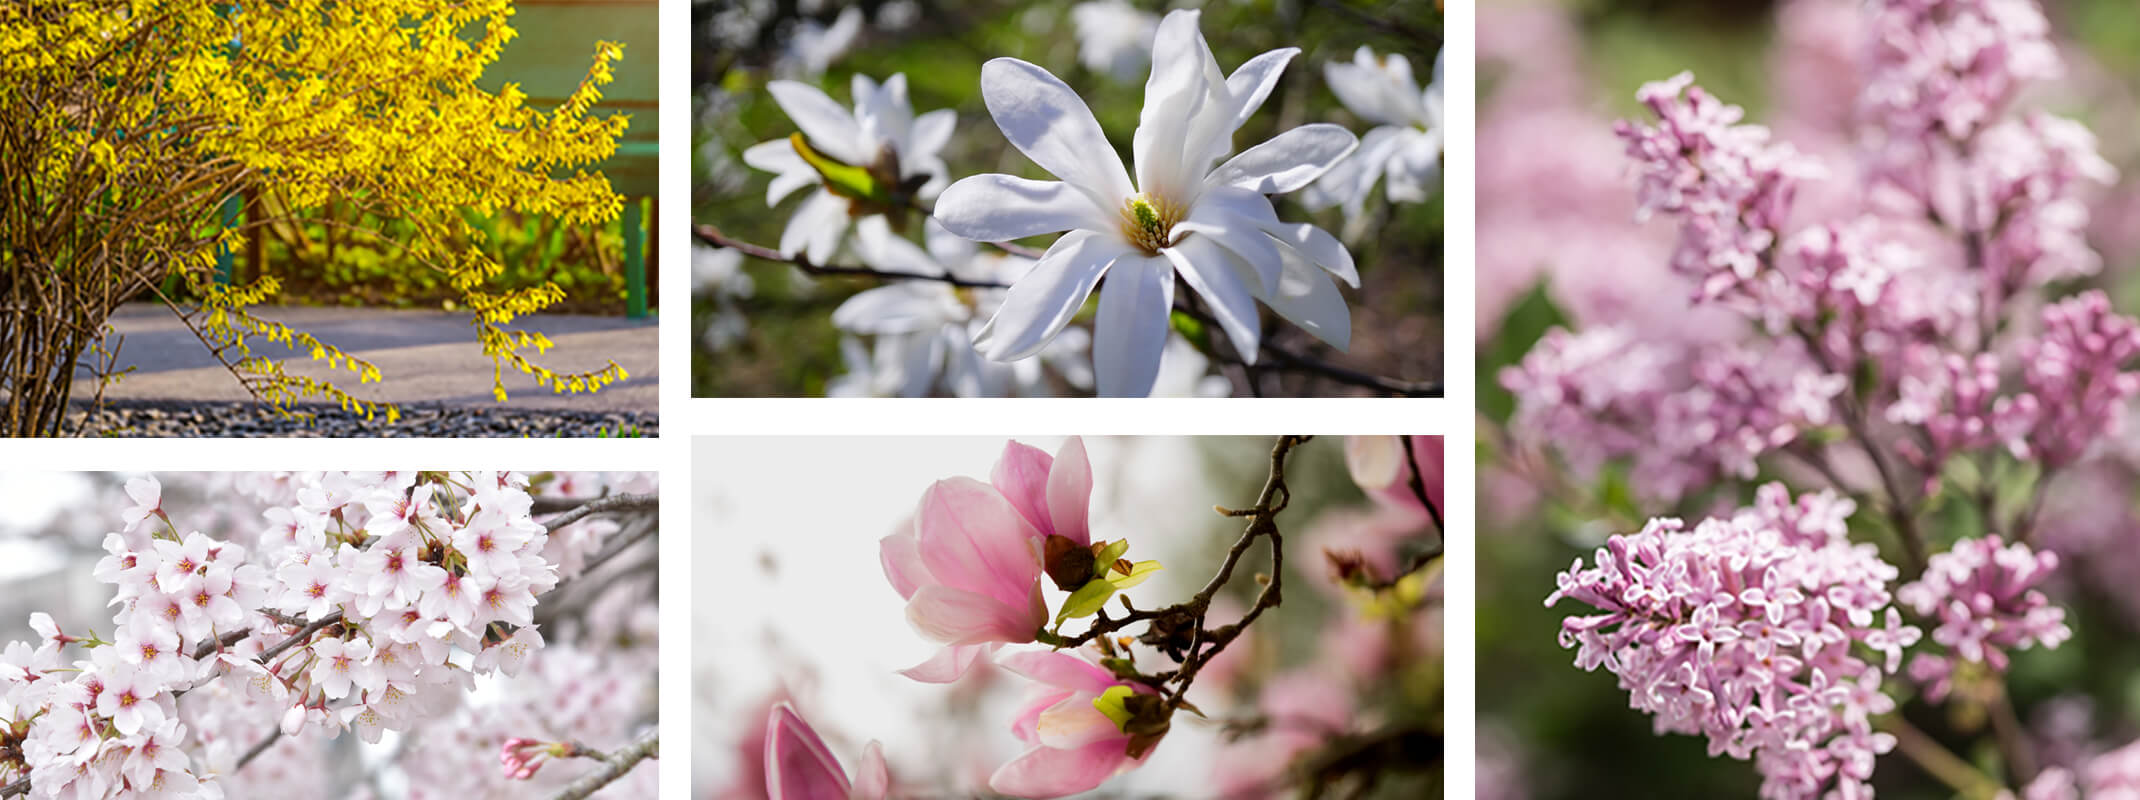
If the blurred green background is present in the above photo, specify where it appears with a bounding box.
[692,0,1444,396]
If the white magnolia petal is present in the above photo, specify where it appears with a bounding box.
[1163,238,1262,364]
[853,215,944,276]
[831,284,960,336]
[1223,48,1298,132]
[936,174,1111,242]
[767,80,868,165]
[1132,9,1213,197]
[1093,258,1177,397]
[1304,124,1404,217]
[975,231,1127,361]
[765,168,818,207]
[1182,187,1286,290]
[1259,244,1351,350]
[909,109,958,161]
[742,138,805,172]
[979,58,1135,203]
[896,333,943,398]
[1324,48,1420,128]
[1260,220,1358,288]
[1383,128,1442,203]
[1207,123,1359,195]
[779,189,846,257]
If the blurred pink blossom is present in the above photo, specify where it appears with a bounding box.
[988,651,1154,798]
[765,703,889,800]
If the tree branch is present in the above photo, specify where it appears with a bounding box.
[546,731,658,800]
[542,493,658,533]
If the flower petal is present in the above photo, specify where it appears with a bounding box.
[1206,123,1359,195]
[905,584,1041,646]
[1093,257,1177,397]
[1259,220,1358,288]
[979,58,1135,203]
[1036,695,1124,749]
[1164,237,1263,364]
[915,477,1043,605]
[992,441,1058,537]
[765,704,852,800]
[897,642,994,684]
[936,175,1111,242]
[910,108,958,161]
[1178,186,1286,291]
[997,650,1121,695]
[1305,124,1405,219]
[743,139,818,206]
[1046,437,1093,547]
[1132,10,1215,198]
[852,741,890,800]
[879,520,927,600]
[1222,47,1298,132]
[974,230,1130,361]
[987,740,1138,799]
[767,80,867,165]
[779,189,847,258]
[1259,243,1351,350]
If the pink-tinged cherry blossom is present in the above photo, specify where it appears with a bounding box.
[880,477,1049,683]
[121,475,164,533]
[987,650,1157,799]
[764,703,888,800]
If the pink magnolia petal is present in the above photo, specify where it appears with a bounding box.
[987,739,1139,799]
[905,584,1040,646]
[996,650,1119,696]
[1011,688,1078,743]
[916,478,1043,606]
[765,704,852,800]
[879,520,928,601]
[852,741,889,800]
[991,441,1057,538]
[1045,437,1094,547]
[897,643,993,683]
[1035,695,1124,750]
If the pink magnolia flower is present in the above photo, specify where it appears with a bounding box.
[880,479,1047,683]
[764,703,888,800]
[1343,435,1443,524]
[989,651,1156,799]
[990,437,1095,547]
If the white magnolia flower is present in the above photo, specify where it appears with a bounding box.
[1151,334,1234,397]
[742,73,955,264]
[829,218,1093,397]
[775,6,864,79]
[1305,47,1444,221]
[1070,0,1160,82]
[936,9,1362,397]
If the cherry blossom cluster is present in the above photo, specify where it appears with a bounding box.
[0,471,657,800]
[1546,484,1920,799]
[1896,535,2069,700]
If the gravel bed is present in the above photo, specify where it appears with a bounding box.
[65,400,657,438]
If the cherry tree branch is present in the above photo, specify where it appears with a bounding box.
[541,492,658,533]
[546,731,658,800]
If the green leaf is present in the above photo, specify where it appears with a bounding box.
[790,132,886,206]
[1105,560,1163,591]
[1091,685,1137,732]
[1055,579,1118,625]
[1168,310,1209,353]
[1094,539,1129,567]
[1477,278,1568,424]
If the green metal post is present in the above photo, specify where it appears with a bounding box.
[216,194,240,285]
[623,196,647,319]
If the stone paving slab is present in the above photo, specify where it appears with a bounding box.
[71,304,658,413]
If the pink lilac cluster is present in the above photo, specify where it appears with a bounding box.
[1896,535,2069,701]
[1995,736,2140,800]
[1861,0,2059,150]
[0,471,653,800]
[1615,72,1823,303]
[1546,484,1920,799]
[1503,328,1841,502]
[1970,115,2117,295]
[2012,291,2140,468]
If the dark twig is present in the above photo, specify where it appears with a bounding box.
[547,731,658,800]
[693,224,1011,289]
[1400,436,1443,537]
[542,492,658,533]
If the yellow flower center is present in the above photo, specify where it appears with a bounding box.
[1120,193,1184,255]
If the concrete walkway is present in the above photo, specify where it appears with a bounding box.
[72,304,658,412]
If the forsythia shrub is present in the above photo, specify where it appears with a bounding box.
[0,0,633,436]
